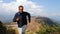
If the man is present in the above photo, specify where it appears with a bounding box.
[13,5,31,34]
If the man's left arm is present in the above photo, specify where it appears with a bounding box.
[27,12,31,23]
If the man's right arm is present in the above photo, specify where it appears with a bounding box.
[13,13,19,22]
[13,13,17,22]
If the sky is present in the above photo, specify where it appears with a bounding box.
[0,0,60,23]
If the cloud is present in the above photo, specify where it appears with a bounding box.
[0,0,60,23]
[0,0,3,2]
[0,0,43,15]
[51,13,60,16]
[0,0,44,22]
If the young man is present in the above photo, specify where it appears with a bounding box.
[13,5,31,34]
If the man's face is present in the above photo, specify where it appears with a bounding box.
[19,7,23,13]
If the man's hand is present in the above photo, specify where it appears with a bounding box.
[16,18,19,22]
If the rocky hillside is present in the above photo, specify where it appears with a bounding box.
[1,16,60,34]
[26,16,60,34]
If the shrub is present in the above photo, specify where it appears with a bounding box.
[0,21,7,34]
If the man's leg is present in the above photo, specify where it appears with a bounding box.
[18,28,22,34]
[22,25,27,34]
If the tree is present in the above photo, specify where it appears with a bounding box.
[0,21,7,34]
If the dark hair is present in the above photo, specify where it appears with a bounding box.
[19,5,23,8]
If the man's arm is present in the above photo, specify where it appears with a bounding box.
[13,13,19,22]
[27,12,31,23]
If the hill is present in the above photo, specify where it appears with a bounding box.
[1,16,60,34]
[26,16,60,34]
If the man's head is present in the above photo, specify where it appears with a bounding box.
[18,5,24,13]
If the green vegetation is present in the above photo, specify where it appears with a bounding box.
[7,29,16,34]
[0,21,16,34]
[0,21,7,34]
[36,22,60,34]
